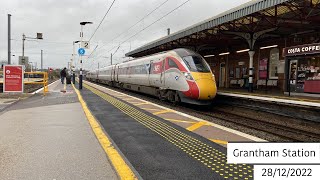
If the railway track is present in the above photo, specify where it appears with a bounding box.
[192,107,320,142]
[88,81,320,142]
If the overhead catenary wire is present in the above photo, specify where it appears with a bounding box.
[86,45,100,70]
[87,45,99,59]
[112,45,120,56]
[109,0,170,44]
[104,0,192,56]
[88,0,117,42]
[91,0,171,57]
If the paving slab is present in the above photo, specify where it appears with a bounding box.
[0,81,118,180]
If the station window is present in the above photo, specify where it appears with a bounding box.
[269,48,279,79]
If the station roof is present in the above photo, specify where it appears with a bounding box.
[126,0,320,57]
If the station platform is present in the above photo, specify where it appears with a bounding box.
[78,80,262,180]
[1,79,273,179]
[0,81,118,180]
[218,88,320,108]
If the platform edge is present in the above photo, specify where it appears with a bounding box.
[71,83,138,180]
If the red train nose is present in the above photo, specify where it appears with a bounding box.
[183,81,200,99]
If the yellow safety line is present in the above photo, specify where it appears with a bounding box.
[210,139,228,145]
[71,83,137,180]
[141,108,162,111]
[153,109,173,115]
[126,101,141,104]
[164,118,197,124]
[115,95,128,98]
[186,121,207,131]
[134,102,150,106]
[122,98,134,101]
[82,81,254,179]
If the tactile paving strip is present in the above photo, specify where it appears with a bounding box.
[84,83,253,180]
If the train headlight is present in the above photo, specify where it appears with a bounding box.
[184,72,194,80]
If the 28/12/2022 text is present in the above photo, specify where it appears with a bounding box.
[254,165,320,180]
[262,168,312,178]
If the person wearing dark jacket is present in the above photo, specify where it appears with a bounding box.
[60,67,67,84]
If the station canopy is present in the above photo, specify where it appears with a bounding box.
[126,0,320,57]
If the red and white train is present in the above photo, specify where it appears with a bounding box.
[86,48,217,105]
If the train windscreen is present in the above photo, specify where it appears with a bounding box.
[182,56,210,73]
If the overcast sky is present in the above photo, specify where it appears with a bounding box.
[0,0,251,70]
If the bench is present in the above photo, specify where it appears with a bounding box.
[230,79,238,85]
[257,79,278,89]
[230,79,245,87]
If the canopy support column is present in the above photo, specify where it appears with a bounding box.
[223,28,277,92]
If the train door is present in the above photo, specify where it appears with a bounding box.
[149,59,165,87]
[96,69,99,80]
[111,65,115,81]
[149,60,156,86]
[164,58,182,90]
[111,66,113,81]
[160,59,165,87]
[116,66,119,82]
[219,62,226,87]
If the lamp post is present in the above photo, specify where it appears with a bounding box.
[8,14,11,65]
[72,40,80,84]
[22,33,43,71]
[79,21,92,90]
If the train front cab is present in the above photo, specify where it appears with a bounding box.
[178,54,217,105]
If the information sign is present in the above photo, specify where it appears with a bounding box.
[3,65,24,93]
[78,48,85,55]
[82,41,90,49]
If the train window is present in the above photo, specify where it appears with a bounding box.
[168,59,179,69]
[183,56,210,72]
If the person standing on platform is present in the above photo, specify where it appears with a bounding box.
[60,67,67,84]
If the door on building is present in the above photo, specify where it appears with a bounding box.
[219,63,226,87]
[289,59,298,92]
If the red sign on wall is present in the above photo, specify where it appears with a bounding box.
[3,65,24,92]
[259,58,268,79]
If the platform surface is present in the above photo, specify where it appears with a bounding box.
[80,80,258,180]
[0,81,118,180]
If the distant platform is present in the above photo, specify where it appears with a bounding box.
[218,90,320,108]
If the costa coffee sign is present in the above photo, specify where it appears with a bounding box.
[283,43,320,56]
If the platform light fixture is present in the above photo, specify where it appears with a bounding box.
[219,52,230,56]
[204,54,215,58]
[260,45,278,50]
[236,49,250,53]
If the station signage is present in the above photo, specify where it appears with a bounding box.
[283,43,320,56]
[3,65,24,93]
[228,142,320,179]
